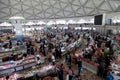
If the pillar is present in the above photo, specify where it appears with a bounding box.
[11,20,24,41]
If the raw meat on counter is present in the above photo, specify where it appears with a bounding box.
[0,73,20,80]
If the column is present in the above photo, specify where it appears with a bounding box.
[12,20,24,41]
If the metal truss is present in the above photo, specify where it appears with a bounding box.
[0,0,120,20]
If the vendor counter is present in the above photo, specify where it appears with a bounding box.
[111,63,120,80]
[0,36,82,79]
[112,72,120,80]
[0,45,26,53]
[0,49,26,63]
[0,55,36,76]
[61,37,82,56]
[0,64,56,80]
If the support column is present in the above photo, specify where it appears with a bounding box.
[11,20,24,41]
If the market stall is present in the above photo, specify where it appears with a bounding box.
[0,49,26,63]
[0,55,36,76]
[0,44,26,53]
[61,37,82,56]
[0,29,83,79]
[0,64,56,80]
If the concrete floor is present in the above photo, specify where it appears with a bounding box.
[71,64,104,80]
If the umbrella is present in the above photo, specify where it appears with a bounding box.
[25,21,35,26]
[47,21,56,25]
[0,22,12,26]
[77,19,87,24]
[56,20,66,24]
[36,21,46,25]
[67,20,76,24]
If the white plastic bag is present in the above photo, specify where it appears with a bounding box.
[66,74,69,80]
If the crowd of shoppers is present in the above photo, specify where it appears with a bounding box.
[80,32,118,80]
[2,28,119,80]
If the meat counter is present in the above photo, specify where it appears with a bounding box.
[0,49,26,63]
[0,56,36,76]
[0,64,56,80]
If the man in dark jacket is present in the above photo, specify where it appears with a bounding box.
[77,59,82,76]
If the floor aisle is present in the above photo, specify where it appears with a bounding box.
[57,39,104,80]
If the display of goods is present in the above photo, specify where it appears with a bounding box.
[115,36,120,41]
[26,55,35,59]
[0,74,19,80]
[116,57,120,63]
[94,63,99,67]
[0,56,35,70]
[39,65,53,72]
[0,64,12,69]
[37,65,56,77]
[23,59,35,64]
[43,76,53,80]
[89,61,94,64]
[0,54,5,57]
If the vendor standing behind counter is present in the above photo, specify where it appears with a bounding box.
[9,54,15,62]
[9,40,12,49]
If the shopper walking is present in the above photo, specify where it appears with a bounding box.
[51,55,55,65]
[57,65,64,80]
[68,66,73,80]
[66,53,72,66]
[77,59,82,76]
[106,72,113,80]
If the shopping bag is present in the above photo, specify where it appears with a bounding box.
[66,74,69,80]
